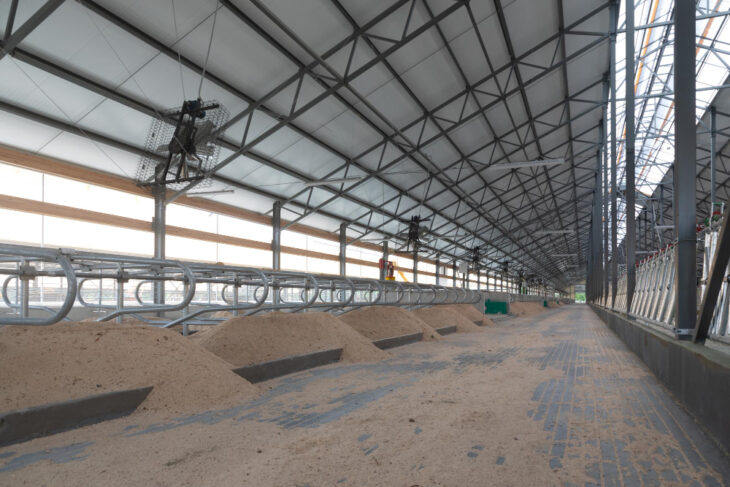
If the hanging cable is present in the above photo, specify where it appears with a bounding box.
[171,0,187,101]
[198,0,220,98]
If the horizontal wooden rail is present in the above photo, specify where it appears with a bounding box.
[0,193,503,284]
[0,144,513,287]
[0,145,417,260]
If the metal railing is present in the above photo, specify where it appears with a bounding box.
[596,221,730,343]
[0,243,481,334]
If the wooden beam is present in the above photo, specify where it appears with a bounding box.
[1,194,484,283]
[0,144,399,256]
[0,194,149,231]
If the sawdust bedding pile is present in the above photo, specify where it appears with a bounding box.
[338,306,441,341]
[437,303,495,326]
[0,322,258,416]
[412,306,482,333]
[508,301,548,317]
[193,311,387,367]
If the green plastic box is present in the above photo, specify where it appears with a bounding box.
[485,299,508,314]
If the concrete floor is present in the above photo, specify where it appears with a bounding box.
[1,305,728,486]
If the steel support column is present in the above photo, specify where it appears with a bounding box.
[625,0,636,313]
[435,256,440,286]
[412,249,418,283]
[272,201,281,305]
[673,0,697,337]
[710,106,717,220]
[339,223,347,277]
[452,260,457,287]
[381,242,389,281]
[610,0,619,307]
[153,185,165,308]
[602,76,610,302]
[272,201,281,271]
[592,146,603,302]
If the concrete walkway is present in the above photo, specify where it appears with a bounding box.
[1,305,728,486]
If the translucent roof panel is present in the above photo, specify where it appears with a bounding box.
[609,0,730,246]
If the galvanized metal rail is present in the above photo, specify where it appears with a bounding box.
[596,221,730,343]
[0,243,480,334]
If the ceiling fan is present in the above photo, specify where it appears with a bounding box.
[136,98,229,190]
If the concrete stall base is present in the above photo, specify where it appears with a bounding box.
[0,387,153,447]
[590,305,730,453]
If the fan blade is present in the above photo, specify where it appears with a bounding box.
[193,120,216,143]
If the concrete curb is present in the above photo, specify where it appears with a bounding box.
[372,332,423,350]
[0,386,153,447]
[232,348,343,383]
[435,325,457,335]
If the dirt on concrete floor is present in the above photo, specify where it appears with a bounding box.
[0,322,258,416]
[193,311,386,367]
[437,303,495,327]
[2,305,728,486]
[509,301,548,317]
[338,306,441,341]
[411,306,482,333]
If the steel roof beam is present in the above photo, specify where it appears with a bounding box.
[230,0,556,278]
[240,1,565,281]
[0,0,64,60]
[492,0,577,266]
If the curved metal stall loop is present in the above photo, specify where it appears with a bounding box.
[418,284,439,308]
[2,275,73,321]
[360,278,384,307]
[1,244,490,328]
[77,278,115,309]
[56,251,198,323]
[164,265,269,335]
[310,276,356,313]
[0,244,78,325]
[379,280,405,307]
[134,280,154,305]
[433,285,450,305]
[248,271,319,314]
[401,283,422,309]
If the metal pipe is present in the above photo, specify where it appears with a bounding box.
[0,245,77,325]
[435,256,440,286]
[412,249,418,283]
[153,184,166,309]
[116,277,124,324]
[272,201,281,271]
[0,244,481,327]
[339,222,347,276]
